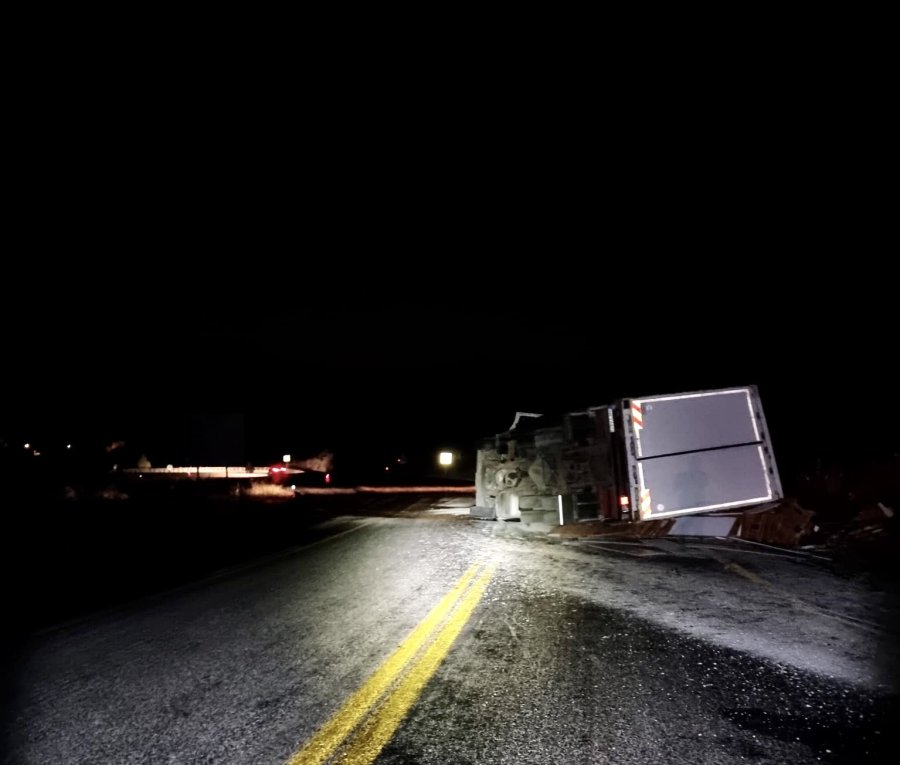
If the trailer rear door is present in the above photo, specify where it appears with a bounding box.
[623,387,782,520]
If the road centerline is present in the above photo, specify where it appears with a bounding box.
[337,567,494,765]
[286,562,483,765]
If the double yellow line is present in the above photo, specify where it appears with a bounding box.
[286,562,494,765]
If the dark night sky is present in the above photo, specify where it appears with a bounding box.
[3,257,894,475]
[2,52,894,473]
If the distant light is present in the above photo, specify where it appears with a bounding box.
[291,484,296,490]
[619,495,630,507]
[24,443,30,449]
[385,466,390,471]
[166,464,174,471]
[33,450,41,457]
[439,451,453,466]
[325,473,331,484]
[283,454,291,463]
[66,444,72,450]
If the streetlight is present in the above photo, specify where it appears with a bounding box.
[438,451,454,481]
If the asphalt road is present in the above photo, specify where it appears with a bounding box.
[3,496,898,764]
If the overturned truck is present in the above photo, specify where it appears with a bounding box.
[473,386,783,527]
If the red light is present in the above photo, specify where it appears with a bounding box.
[325,473,331,484]
[619,495,630,507]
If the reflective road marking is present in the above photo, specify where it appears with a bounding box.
[287,562,491,765]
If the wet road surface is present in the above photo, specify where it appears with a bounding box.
[3,496,897,763]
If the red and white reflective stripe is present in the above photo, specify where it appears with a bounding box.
[631,401,643,430]
[640,488,652,518]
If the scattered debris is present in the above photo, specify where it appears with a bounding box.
[549,518,673,539]
[733,501,816,547]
